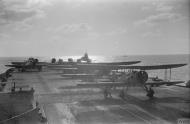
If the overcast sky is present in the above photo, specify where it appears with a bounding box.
[0,0,189,57]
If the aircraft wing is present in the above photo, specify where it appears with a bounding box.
[11,62,25,65]
[59,82,126,89]
[61,74,99,79]
[5,64,33,68]
[90,61,141,65]
[145,80,184,87]
[5,64,25,68]
[36,62,48,66]
[59,81,184,90]
[5,63,46,68]
[62,73,97,76]
[75,63,187,70]
[121,63,187,70]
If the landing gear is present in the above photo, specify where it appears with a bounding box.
[103,87,112,99]
[119,87,128,99]
[38,66,42,71]
[144,85,154,98]
[119,89,125,99]
[146,88,154,98]
[21,68,25,72]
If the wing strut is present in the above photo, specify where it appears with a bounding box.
[170,68,171,80]
[164,68,172,81]
[164,69,167,81]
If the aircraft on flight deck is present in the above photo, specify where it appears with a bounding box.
[60,63,187,98]
[5,58,47,72]
[0,68,14,91]
[0,68,14,82]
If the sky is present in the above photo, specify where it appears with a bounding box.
[0,0,189,57]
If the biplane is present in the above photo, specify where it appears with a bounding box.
[49,60,143,76]
[5,58,47,72]
[60,63,187,98]
[0,68,14,82]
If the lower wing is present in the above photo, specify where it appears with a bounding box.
[145,81,184,87]
[59,82,126,89]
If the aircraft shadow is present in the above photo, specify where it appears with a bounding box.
[74,109,140,124]
[124,95,190,122]
[74,95,190,123]
[147,97,190,103]
[78,98,126,106]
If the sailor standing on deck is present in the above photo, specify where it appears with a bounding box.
[104,86,112,99]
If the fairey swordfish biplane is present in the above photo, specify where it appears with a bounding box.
[59,62,187,99]
[5,58,47,72]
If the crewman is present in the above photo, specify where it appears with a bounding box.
[146,87,155,98]
[119,89,125,99]
[104,87,112,99]
[19,87,22,92]
[119,87,127,99]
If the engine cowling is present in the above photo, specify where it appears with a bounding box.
[137,71,148,83]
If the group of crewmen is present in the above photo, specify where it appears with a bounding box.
[103,86,127,99]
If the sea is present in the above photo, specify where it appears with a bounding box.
[0,54,189,81]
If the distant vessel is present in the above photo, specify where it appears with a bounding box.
[77,52,92,63]
[50,52,141,65]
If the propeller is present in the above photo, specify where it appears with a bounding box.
[137,71,148,84]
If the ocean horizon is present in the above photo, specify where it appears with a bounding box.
[0,54,189,81]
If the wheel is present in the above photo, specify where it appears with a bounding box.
[119,90,125,99]
[104,90,108,99]
[146,88,154,98]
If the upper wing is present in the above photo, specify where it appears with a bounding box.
[123,63,187,70]
[91,61,141,65]
[76,63,187,70]
[145,80,184,87]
